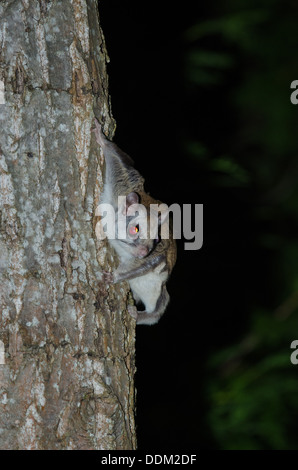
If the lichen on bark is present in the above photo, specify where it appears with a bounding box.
[0,0,136,450]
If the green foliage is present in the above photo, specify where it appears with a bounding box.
[208,308,298,449]
[184,0,298,449]
[185,9,269,48]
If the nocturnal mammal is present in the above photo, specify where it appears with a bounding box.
[93,118,176,325]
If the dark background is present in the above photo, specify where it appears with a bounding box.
[100,0,298,450]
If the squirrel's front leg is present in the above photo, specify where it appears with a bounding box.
[102,254,166,285]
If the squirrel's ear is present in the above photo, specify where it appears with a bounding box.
[127,192,139,206]
[123,192,139,215]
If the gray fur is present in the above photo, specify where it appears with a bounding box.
[93,119,176,325]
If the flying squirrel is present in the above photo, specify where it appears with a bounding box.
[93,118,176,325]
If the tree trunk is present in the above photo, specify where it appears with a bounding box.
[0,0,136,450]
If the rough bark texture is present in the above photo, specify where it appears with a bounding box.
[0,0,136,450]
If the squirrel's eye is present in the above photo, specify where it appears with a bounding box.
[129,225,139,236]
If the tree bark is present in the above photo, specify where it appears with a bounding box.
[0,0,136,450]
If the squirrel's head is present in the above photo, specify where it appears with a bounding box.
[117,192,169,259]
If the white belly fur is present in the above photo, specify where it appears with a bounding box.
[129,265,167,313]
